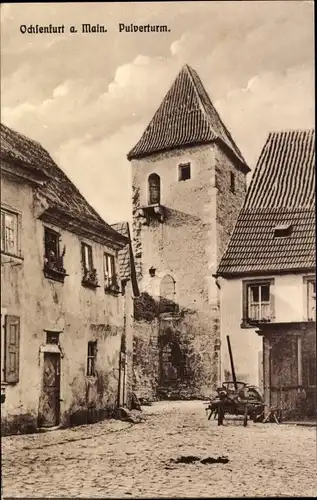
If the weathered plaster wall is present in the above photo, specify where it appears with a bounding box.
[219,273,316,389]
[131,144,247,399]
[1,175,128,434]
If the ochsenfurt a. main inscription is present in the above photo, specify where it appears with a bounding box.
[19,23,171,34]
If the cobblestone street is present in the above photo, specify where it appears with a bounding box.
[2,401,316,498]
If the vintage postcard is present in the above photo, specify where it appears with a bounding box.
[1,1,315,498]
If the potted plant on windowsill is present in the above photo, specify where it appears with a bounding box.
[82,268,100,288]
[43,247,68,283]
[105,277,121,295]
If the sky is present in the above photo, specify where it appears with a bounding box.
[1,1,314,224]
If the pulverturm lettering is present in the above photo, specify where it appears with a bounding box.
[118,23,170,33]
[20,24,65,34]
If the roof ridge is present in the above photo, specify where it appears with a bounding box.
[184,65,212,133]
[1,123,119,237]
[1,122,43,149]
[184,66,247,165]
[127,65,248,168]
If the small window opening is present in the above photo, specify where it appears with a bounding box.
[273,224,293,238]
[87,341,97,376]
[230,172,235,193]
[44,228,60,268]
[81,242,93,271]
[178,163,191,181]
[148,173,161,205]
[104,253,116,287]
[46,331,60,345]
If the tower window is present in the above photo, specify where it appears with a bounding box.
[230,172,235,193]
[148,173,161,205]
[178,163,191,181]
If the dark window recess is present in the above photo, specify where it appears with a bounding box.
[230,172,235,193]
[44,228,66,282]
[87,341,97,376]
[81,243,99,287]
[46,331,60,345]
[148,173,161,205]
[178,163,191,181]
[273,224,293,238]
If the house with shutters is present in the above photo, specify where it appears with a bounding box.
[126,64,251,400]
[0,123,137,435]
[216,129,316,418]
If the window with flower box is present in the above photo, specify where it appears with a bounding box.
[81,242,99,288]
[43,227,67,283]
[104,253,120,294]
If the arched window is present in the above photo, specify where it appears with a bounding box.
[148,173,161,205]
[159,274,178,314]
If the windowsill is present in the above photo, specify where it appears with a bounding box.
[85,375,97,379]
[241,318,274,329]
[1,251,24,261]
[81,280,100,289]
[44,267,68,283]
[105,285,121,296]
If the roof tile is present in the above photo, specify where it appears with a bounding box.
[1,123,123,243]
[218,130,315,276]
[127,65,248,170]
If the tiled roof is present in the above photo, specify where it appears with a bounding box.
[111,222,131,280]
[217,130,315,276]
[1,123,125,243]
[127,64,249,171]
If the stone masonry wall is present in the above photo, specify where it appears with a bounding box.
[215,145,248,263]
[131,143,248,399]
[133,319,160,401]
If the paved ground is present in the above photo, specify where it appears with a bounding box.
[2,401,316,498]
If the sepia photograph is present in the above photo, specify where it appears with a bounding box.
[0,1,315,498]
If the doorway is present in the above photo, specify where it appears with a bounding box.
[38,352,61,427]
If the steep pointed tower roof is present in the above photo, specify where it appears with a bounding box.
[127,64,249,171]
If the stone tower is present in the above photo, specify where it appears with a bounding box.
[128,64,250,399]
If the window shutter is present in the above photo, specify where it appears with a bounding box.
[5,315,20,384]
[81,243,86,268]
[88,246,93,270]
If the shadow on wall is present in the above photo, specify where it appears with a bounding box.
[133,291,195,322]
[164,207,201,227]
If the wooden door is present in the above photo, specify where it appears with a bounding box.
[39,353,61,427]
[161,343,178,384]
